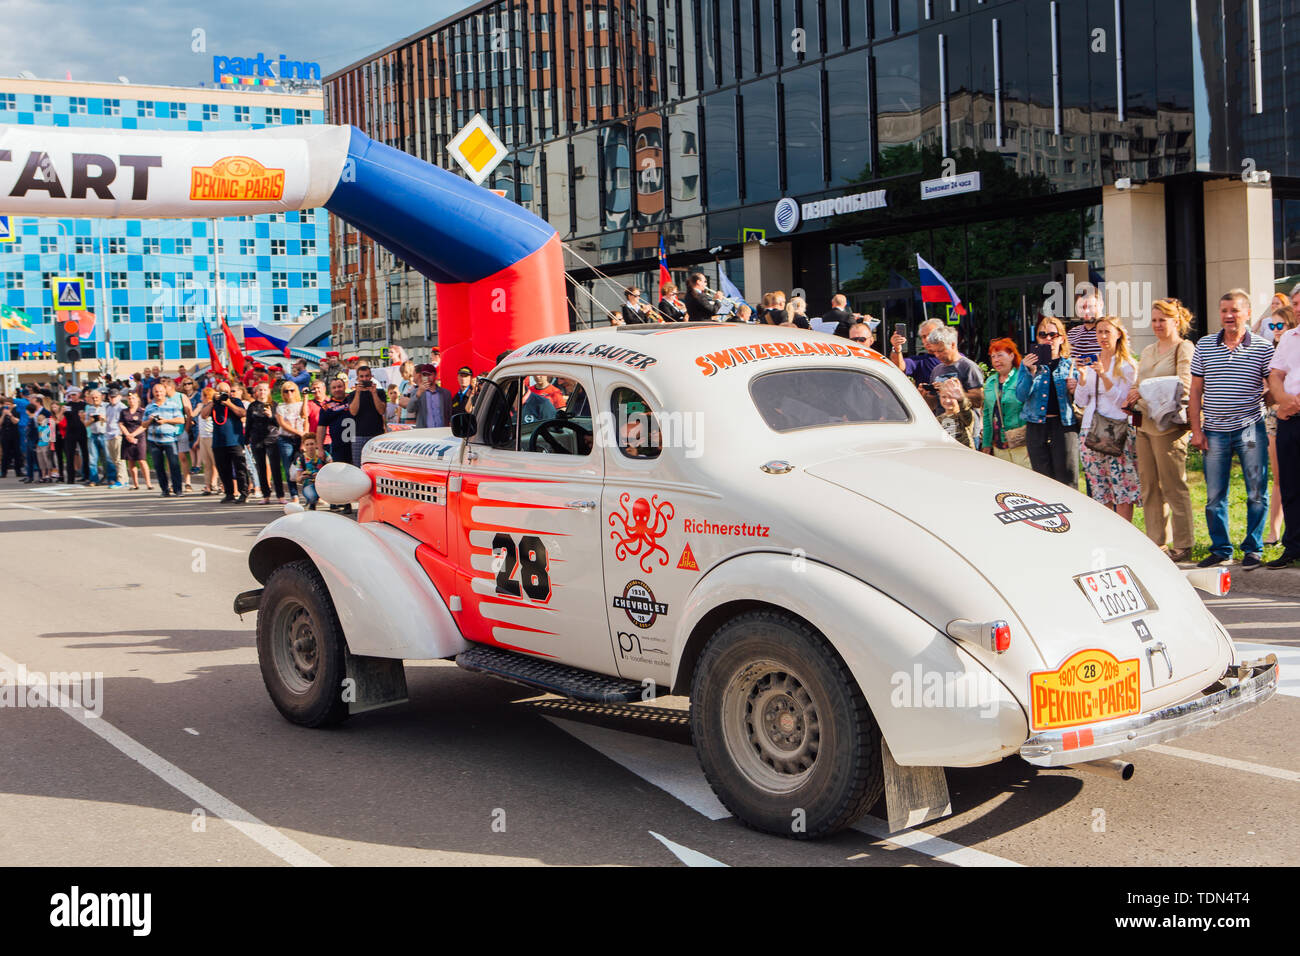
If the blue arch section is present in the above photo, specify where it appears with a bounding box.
[324,127,555,285]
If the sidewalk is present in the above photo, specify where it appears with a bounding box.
[1177,559,1300,597]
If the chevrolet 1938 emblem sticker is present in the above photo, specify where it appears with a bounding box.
[613,580,668,629]
[994,491,1072,533]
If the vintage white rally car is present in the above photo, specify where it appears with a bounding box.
[236,323,1278,838]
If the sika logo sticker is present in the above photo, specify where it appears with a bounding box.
[676,543,699,571]
[613,580,668,629]
[609,493,675,573]
[993,491,1072,533]
[190,156,286,201]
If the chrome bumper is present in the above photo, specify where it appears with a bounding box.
[1019,655,1278,767]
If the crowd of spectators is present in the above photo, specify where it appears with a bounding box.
[0,349,482,517]
[5,281,1298,570]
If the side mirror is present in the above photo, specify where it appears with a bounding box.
[450,412,477,439]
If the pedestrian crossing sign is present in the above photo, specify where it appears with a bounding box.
[0,215,12,243]
[54,277,86,311]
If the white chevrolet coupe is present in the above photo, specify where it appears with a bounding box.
[235,324,1277,838]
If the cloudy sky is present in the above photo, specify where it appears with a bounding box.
[0,0,463,86]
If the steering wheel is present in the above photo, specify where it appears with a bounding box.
[529,418,591,454]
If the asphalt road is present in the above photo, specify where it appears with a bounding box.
[1,479,1296,867]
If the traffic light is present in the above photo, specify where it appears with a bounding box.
[55,317,83,364]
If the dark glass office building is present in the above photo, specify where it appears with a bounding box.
[326,0,1295,360]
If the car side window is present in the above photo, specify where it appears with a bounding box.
[610,387,661,459]
[473,376,521,449]
[476,373,593,455]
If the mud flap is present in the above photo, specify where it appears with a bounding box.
[345,652,409,715]
[882,737,952,833]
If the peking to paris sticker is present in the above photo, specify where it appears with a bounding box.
[994,491,1072,534]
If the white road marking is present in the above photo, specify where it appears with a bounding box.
[184,728,200,736]
[544,718,729,819]
[1147,744,1300,784]
[7,503,56,514]
[1233,642,1300,698]
[0,649,329,867]
[154,534,245,554]
[1226,621,1300,631]
[66,514,126,528]
[547,716,1022,866]
[851,817,1022,867]
[648,831,728,867]
[31,487,72,496]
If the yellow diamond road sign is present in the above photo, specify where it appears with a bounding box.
[447,113,507,186]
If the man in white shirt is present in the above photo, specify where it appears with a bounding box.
[103,388,126,488]
[1268,325,1300,567]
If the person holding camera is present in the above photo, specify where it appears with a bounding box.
[1077,316,1141,521]
[200,381,251,503]
[117,391,151,489]
[143,383,186,497]
[246,381,286,504]
[346,364,388,466]
[80,389,111,486]
[1017,314,1081,487]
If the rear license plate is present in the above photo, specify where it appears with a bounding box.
[1074,565,1148,621]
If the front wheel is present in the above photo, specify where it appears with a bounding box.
[690,610,883,838]
[256,560,349,727]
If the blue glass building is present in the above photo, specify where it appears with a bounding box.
[0,78,332,370]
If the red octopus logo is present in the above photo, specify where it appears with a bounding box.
[608,493,675,573]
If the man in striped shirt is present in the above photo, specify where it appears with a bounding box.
[1189,289,1275,569]
[1066,288,1103,364]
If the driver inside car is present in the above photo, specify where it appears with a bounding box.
[615,395,661,458]
[521,376,559,427]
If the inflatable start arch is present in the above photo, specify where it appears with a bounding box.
[0,125,567,384]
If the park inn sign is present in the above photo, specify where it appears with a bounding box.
[774,189,888,233]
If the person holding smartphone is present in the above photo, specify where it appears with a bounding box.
[1017,314,1080,487]
[80,389,111,486]
[346,364,388,467]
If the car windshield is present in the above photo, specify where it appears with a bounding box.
[749,368,910,432]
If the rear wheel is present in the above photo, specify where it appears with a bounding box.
[257,560,349,727]
[690,610,883,838]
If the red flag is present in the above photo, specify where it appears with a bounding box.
[204,322,227,378]
[657,235,671,302]
[221,314,245,376]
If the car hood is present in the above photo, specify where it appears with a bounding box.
[805,443,1233,711]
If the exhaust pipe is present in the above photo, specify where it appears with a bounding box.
[1072,758,1135,781]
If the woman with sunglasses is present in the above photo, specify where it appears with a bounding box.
[274,380,308,505]
[1263,305,1299,545]
[1016,314,1080,486]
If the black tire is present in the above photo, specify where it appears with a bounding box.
[256,560,350,728]
[690,610,883,839]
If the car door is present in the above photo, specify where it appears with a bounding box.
[593,367,702,689]
[453,365,617,675]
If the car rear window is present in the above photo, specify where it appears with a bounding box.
[749,368,910,432]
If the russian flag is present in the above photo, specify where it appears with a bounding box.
[243,321,291,356]
[657,235,671,301]
[916,255,967,317]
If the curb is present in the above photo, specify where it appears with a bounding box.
[1177,560,1300,597]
